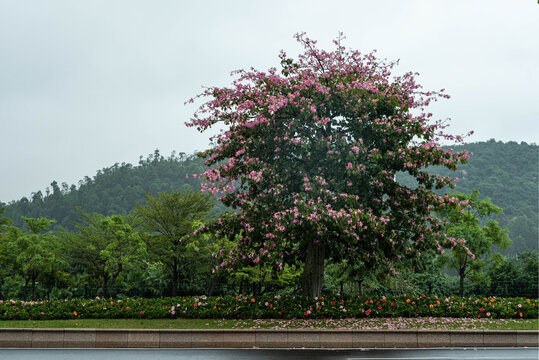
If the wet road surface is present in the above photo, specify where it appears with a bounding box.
[0,348,538,360]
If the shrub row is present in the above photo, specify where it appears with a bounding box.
[0,294,536,321]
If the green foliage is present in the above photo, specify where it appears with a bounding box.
[0,208,11,226]
[0,217,66,300]
[136,189,216,242]
[487,250,539,298]
[21,216,55,234]
[135,189,216,297]
[438,190,511,296]
[60,213,147,298]
[227,262,302,296]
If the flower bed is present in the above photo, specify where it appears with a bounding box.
[0,294,536,321]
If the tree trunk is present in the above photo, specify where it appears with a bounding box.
[301,240,326,297]
[103,274,109,298]
[459,269,465,297]
[31,275,37,301]
[23,278,29,300]
[208,274,215,296]
[171,259,179,297]
[110,264,122,298]
[110,276,116,298]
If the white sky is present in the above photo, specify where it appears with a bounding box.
[1,0,538,203]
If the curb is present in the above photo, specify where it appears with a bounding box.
[0,328,537,348]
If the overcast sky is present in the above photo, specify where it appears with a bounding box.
[1,0,538,203]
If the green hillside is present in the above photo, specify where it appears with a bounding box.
[1,150,211,230]
[2,141,538,254]
[396,139,538,254]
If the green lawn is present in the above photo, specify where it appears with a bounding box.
[0,317,537,330]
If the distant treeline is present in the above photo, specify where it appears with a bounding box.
[2,140,538,255]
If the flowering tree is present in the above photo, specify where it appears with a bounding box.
[186,33,471,297]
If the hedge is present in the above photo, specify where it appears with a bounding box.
[0,294,536,321]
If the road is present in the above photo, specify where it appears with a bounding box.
[0,348,537,360]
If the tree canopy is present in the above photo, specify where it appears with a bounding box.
[60,213,146,298]
[187,33,471,296]
[439,190,511,296]
[2,217,64,300]
[135,189,216,296]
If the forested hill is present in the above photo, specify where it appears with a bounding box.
[1,150,210,230]
[2,141,538,254]
[461,140,537,253]
[396,139,538,254]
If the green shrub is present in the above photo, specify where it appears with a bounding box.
[0,295,536,321]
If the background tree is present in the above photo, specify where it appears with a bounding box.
[487,250,539,298]
[135,189,215,296]
[439,190,511,296]
[3,217,63,300]
[0,208,11,226]
[0,208,13,299]
[61,213,146,298]
[186,33,471,297]
[227,256,301,296]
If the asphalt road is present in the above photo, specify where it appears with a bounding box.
[0,348,537,360]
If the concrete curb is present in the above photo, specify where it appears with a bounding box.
[0,328,537,348]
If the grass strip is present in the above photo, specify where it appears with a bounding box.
[0,317,537,330]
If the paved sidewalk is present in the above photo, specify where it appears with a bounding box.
[0,328,537,348]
